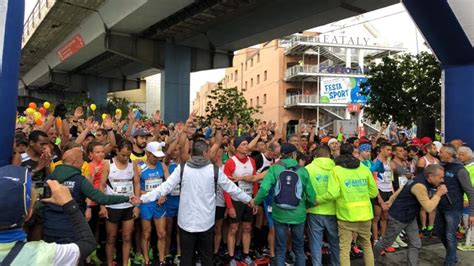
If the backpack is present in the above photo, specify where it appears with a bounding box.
[273,162,302,209]
[179,162,219,194]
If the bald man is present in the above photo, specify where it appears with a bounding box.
[451,139,464,151]
[42,147,136,244]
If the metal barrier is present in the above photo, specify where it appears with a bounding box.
[285,94,319,106]
[22,0,56,47]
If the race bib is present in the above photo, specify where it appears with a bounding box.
[171,184,181,196]
[267,205,272,213]
[382,172,392,182]
[144,178,162,192]
[112,180,133,195]
[238,181,253,196]
[398,175,408,187]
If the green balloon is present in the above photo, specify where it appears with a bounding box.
[320,96,330,103]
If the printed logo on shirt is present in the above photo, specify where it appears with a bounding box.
[344,179,367,188]
[446,172,454,178]
[63,181,76,189]
[316,175,328,183]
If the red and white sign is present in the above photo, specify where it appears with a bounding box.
[57,34,85,61]
[347,103,362,113]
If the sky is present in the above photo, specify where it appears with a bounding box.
[23,1,429,104]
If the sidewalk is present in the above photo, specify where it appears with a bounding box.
[352,238,474,265]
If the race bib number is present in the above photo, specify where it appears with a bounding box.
[238,181,253,196]
[112,180,133,195]
[171,184,181,196]
[144,178,162,192]
[382,172,392,182]
[398,175,408,187]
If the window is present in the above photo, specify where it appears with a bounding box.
[245,62,248,70]
[245,81,248,90]
[251,78,253,87]
[264,70,267,81]
[231,73,233,80]
[251,59,253,67]
[234,70,238,81]
[250,98,253,107]
[257,53,260,63]
[257,96,260,106]
[257,75,260,84]
[264,94,267,104]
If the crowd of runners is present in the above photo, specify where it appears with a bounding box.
[1,102,474,266]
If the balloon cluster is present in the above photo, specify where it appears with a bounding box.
[23,102,51,126]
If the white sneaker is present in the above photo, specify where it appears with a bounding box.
[395,235,408,248]
[392,241,400,249]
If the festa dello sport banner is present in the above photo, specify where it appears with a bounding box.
[319,77,369,104]
[0,0,24,167]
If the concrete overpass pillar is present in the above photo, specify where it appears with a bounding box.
[403,0,474,146]
[87,76,108,106]
[0,0,24,167]
[160,44,191,123]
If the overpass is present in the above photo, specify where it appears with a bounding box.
[19,0,398,122]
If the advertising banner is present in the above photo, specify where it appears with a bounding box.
[320,77,369,104]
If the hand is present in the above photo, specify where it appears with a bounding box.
[381,201,391,211]
[248,199,255,208]
[154,110,161,122]
[252,205,258,215]
[99,206,109,219]
[132,207,140,219]
[436,184,448,196]
[230,175,244,182]
[74,106,84,119]
[228,207,237,218]
[37,152,52,170]
[129,195,141,206]
[157,196,167,205]
[128,109,136,121]
[85,208,92,222]
[41,180,73,206]
[85,116,94,130]
[114,111,122,121]
[103,116,113,129]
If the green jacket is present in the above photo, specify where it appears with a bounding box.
[50,165,129,205]
[305,157,336,215]
[318,155,378,222]
[463,160,474,202]
[254,159,315,224]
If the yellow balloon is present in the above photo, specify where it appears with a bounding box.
[90,104,97,111]
[102,114,107,120]
[16,118,19,124]
[34,111,41,119]
[115,108,122,114]
[26,108,35,115]
[43,101,51,109]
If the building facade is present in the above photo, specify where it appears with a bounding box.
[194,32,404,137]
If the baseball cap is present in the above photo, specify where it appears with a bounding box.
[145,141,166,158]
[0,165,32,231]
[328,138,338,145]
[281,143,297,154]
[132,128,151,138]
[433,141,443,152]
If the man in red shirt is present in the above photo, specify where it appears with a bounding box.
[224,136,258,265]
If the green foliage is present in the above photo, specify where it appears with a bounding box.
[199,84,261,126]
[63,96,142,119]
[360,52,441,128]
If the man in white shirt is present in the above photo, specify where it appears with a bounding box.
[140,140,254,266]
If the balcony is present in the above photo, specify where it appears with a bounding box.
[284,64,367,81]
[284,94,347,108]
[22,0,56,47]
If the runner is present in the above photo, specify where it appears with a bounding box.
[100,139,141,266]
[224,136,257,266]
[136,141,168,265]
[371,142,395,252]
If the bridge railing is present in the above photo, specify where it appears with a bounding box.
[22,0,56,47]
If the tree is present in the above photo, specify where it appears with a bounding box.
[63,96,142,119]
[361,52,441,138]
[199,83,261,126]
